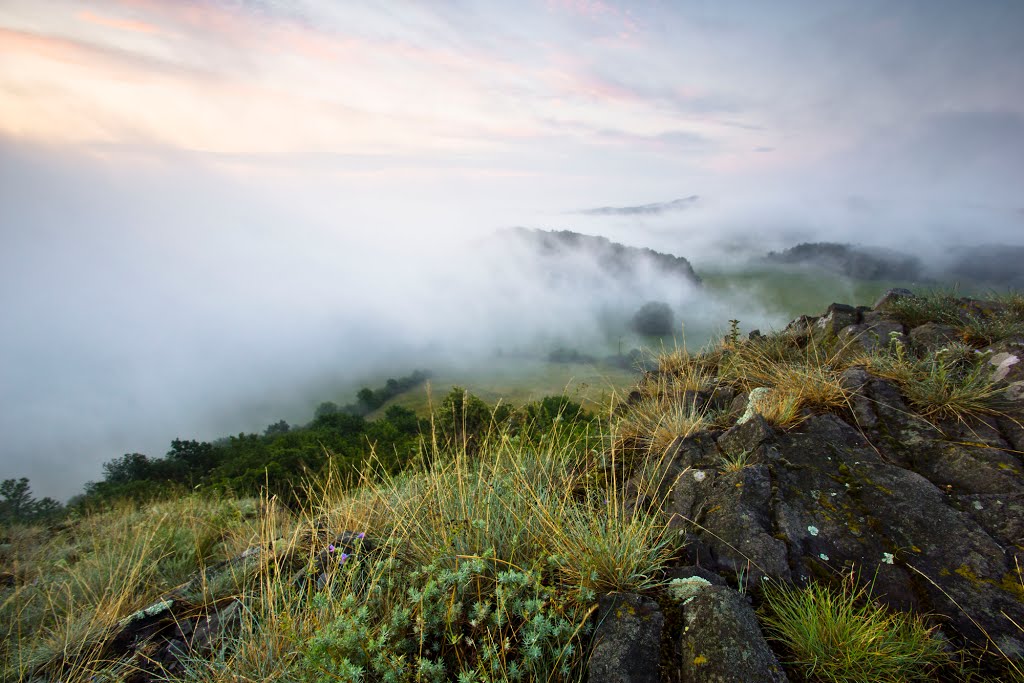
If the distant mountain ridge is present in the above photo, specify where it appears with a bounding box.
[944,243,1024,289]
[762,241,1024,288]
[763,242,924,281]
[579,195,700,216]
[504,227,702,285]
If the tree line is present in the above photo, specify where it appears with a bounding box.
[1,370,592,523]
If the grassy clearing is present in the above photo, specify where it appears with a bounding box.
[761,575,949,683]
[698,267,918,322]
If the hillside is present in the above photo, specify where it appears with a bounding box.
[761,241,1024,290]
[763,242,925,281]
[501,227,702,287]
[944,244,1024,290]
[3,289,1024,682]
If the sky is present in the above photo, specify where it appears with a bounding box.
[2,0,1023,499]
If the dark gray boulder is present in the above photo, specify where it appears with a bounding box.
[837,320,906,354]
[589,593,664,683]
[909,322,961,352]
[677,585,788,682]
[873,287,916,310]
[815,303,860,336]
[660,403,1024,659]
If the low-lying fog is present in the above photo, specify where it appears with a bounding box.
[3,137,1022,500]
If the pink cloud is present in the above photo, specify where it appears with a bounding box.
[0,26,108,67]
[78,9,161,36]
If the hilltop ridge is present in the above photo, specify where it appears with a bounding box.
[502,227,702,286]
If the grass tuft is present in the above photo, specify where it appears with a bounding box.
[761,575,949,683]
[958,311,1024,347]
[718,447,756,473]
[886,289,962,328]
[867,337,1009,423]
[719,337,850,427]
[614,390,709,457]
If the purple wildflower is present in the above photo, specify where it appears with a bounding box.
[328,544,336,553]
[357,532,366,540]
[340,553,350,563]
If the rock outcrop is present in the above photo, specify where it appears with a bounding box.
[648,290,1024,677]
[678,585,788,683]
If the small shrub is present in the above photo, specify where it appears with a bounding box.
[631,301,675,336]
[301,555,589,682]
[668,576,712,603]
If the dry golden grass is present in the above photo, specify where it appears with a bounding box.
[740,387,807,428]
[715,336,851,428]
[655,346,718,387]
[734,344,847,405]
[615,392,709,457]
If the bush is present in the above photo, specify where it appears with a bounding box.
[631,301,674,336]
[431,387,513,455]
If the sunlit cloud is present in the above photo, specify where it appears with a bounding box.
[78,9,161,35]
[0,0,758,169]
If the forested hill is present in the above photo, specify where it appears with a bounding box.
[763,242,925,281]
[503,227,702,286]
